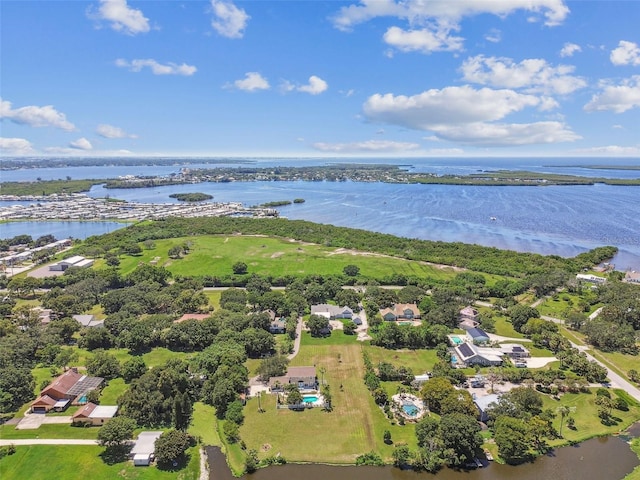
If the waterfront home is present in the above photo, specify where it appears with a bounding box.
[466,327,491,344]
[72,403,118,426]
[454,342,503,367]
[624,271,640,285]
[576,273,607,284]
[31,369,104,413]
[474,393,500,422]
[310,304,354,319]
[379,303,421,322]
[268,366,317,391]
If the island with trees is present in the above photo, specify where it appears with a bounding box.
[169,192,213,202]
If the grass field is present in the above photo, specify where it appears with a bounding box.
[542,389,640,447]
[188,402,221,447]
[237,336,420,468]
[116,235,464,281]
[0,445,200,480]
[0,423,99,440]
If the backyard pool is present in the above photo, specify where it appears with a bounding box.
[402,403,419,416]
[303,395,318,403]
[451,336,464,345]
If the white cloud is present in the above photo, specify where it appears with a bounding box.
[297,76,329,95]
[69,137,93,150]
[460,55,586,95]
[427,121,580,146]
[210,0,250,39]
[96,123,137,139]
[610,40,640,66]
[362,86,579,146]
[332,0,569,30]
[0,98,75,131]
[312,140,420,153]
[484,29,501,43]
[584,76,640,113]
[332,0,569,54]
[573,145,640,155]
[91,0,150,35]
[383,26,464,53]
[0,137,35,155]
[229,72,270,92]
[115,59,197,76]
[363,86,542,128]
[559,42,581,57]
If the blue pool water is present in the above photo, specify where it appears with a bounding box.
[451,354,458,364]
[402,403,418,416]
[452,336,463,345]
[303,395,318,403]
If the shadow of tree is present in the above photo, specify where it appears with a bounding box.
[99,444,132,465]
[157,453,191,472]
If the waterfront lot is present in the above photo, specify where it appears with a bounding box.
[0,445,200,480]
[114,235,468,282]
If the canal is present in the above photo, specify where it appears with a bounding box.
[206,435,638,480]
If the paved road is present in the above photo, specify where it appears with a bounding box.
[542,314,640,403]
[0,439,99,446]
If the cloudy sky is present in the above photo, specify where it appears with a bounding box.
[1,0,639,157]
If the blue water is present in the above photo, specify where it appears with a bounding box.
[402,403,418,416]
[303,396,318,403]
[2,158,639,270]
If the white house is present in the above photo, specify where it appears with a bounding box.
[576,273,606,284]
[49,255,94,271]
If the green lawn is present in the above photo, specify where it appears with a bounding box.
[492,315,525,338]
[542,389,640,446]
[0,445,200,480]
[115,235,463,281]
[0,423,99,440]
[100,377,127,404]
[188,402,221,447]
[363,344,437,375]
[238,338,420,469]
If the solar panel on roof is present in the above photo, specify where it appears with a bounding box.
[458,343,474,358]
[513,346,524,352]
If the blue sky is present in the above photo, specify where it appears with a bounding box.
[1,0,639,158]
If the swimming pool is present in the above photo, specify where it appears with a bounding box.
[402,403,419,416]
[451,354,458,364]
[303,395,318,403]
[451,336,463,345]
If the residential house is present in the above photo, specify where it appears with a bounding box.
[268,366,317,391]
[458,306,480,330]
[72,403,118,426]
[466,327,491,344]
[31,369,104,413]
[499,343,530,359]
[131,431,163,466]
[379,303,421,322]
[412,373,430,387]
[624,271,640,285]
[576,273,606,284]
[174,313,210,323]
[73,314,104,328]
[454,342,503,367]
[474,393,500,422]
[310,304,353,320]
[269,318,287,334]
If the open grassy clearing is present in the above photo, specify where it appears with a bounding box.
[99,377,127,404]
[541,389,640,447]
[0,445,199,480]
[364,344,437,375]
[537,292,601,319]
[115,235,466,281]
[188,402,221,447]
[239,338,420,465]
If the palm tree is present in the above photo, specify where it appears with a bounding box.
[318,366,327,386]
[558,405,571,437]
